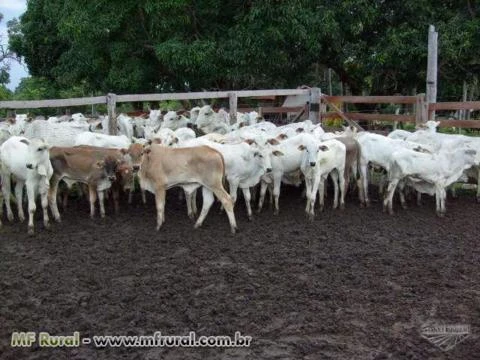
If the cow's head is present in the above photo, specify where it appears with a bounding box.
[22,138,52,177]
[298,140,324,168]
[121,143,144,172]
[97,156,121,182]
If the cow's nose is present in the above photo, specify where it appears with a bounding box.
[266,167,272,173]
[26,164,33,169]
[186,123,193,128]
[133,165,140,171]
[108,176,116,182]
[310,162,316,167]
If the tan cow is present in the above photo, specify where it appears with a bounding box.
[138,144,237,234]
[48,146,131,220]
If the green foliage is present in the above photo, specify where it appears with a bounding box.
[6,0,480,100]
[13,77,57,100]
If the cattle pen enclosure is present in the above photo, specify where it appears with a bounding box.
[1,88,480,131]
[1,88,480,359]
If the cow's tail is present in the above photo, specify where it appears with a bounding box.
[218,151,228,191]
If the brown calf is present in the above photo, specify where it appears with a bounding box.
[138,144,237,234]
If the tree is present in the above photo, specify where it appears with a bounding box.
[7,0,480,99]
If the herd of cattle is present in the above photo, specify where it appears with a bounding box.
[0,105,479,235]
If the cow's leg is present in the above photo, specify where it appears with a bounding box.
[184,188,195,219]
[48,176,62,222]
[88,186,97,218]
[26,184,36,235]
[40,187,50,230]
[257,181,268,213]
[15,181,25,222]
[383,178,399,215]
[306,177,318,220]
[416,192,422,206]
[98,190,107,218]
[398,182,408,209]
[272,174,282,215]
[194,187,215,229]
[317,178,326,212]
[435,188,441,216]
[338,168,346,210]
[141,189,147,204]
[241,187,253,221]
[441,188,447,216]
[1,170,14,222]
[154,186,166,231]
[303,177,312,215]
[359,160,369,207]
[331,172,339,209]
[128,189,133,204]
[210,186,237,234]
[191,189,198,217]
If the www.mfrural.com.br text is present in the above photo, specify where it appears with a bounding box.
[11,331,252,348]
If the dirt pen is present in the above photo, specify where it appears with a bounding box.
[1,89,480,359]
[1,186,479,359]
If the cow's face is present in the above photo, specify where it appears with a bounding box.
[298,141,321,167]
[252,146,273,174]
[98,156,120,182]
[23,138,51,176]
[123,143,144,172]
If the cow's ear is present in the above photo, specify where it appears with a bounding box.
[96,161,105,168]
[296,127,304,133]
[272,150,284,156]
[298,144,306,151]
[267,138,280,145]
[173,137,179,144]
[244,139,255,145]
[120,148,128,155]
[319,145,329,152]
[20,139,30,145]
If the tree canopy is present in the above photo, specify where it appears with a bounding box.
[7,0,480,98]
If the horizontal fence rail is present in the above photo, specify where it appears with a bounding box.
[323,95,418,104]
[1,89,479,131]
[0,96,107,109]
[322,112,416,123]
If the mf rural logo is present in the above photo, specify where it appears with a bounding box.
[420,323,471,351]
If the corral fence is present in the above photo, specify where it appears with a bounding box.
[0,87,479,134]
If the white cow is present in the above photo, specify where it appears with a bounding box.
[23,120,94,147]
[182,137,275,220]
[116,114,134,139]
[356,132,433,206]
[74,132,132,149]
[258,133,321,215]
[161,111,191,131]
[1,137,53,234]
[384,147,477,216]
[300,139,346,219]
[195,105,230,134]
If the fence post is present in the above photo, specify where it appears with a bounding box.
[415,93,427,126]
[426,25,438,120]
[107,93,117,135]
[228,92,237,125]
[308,87,321,123]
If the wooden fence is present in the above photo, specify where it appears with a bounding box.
[0,89,313,135]
[1,88,479,133]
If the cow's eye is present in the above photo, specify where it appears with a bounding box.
[37,148,43,152]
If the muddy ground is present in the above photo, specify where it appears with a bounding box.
[0,186,479,359]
